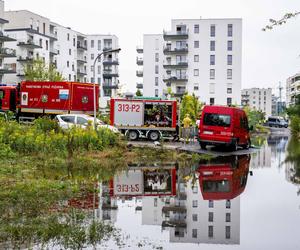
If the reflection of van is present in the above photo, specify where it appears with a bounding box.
[197,155,250,200]
[198,105,251,151]
[267,116,288,128]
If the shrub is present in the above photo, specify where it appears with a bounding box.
[290,116,300,137]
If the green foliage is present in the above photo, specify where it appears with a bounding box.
[243,106,265,129]
[180,93,203,124]
[290,116,300,137]
[24,59,65,81]
[135,89,142,96]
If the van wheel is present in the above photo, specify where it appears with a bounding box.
[128,130,139,141]
[148,131,160,141]
[200,142,207,150]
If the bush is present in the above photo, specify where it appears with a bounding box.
[290,116,300,137]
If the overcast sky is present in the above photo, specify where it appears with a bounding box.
[5,0,300,98]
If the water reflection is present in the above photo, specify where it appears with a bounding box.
[99,155,250,246]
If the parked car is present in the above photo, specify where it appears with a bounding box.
[267,116,288,128]
[55,114,119,133]
[198,105,251,151]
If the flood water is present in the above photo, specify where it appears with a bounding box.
[100,134,300,250]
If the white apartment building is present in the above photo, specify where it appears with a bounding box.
[241,88,272,117]
[286,72,300,106]
[137,18,242,105]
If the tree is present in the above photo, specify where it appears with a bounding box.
[135,89,142,96]
[243,106,265,129]
[263,11,300,31]
[24,59,65,81]
[180,93,203,124]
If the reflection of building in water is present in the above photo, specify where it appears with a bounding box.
[251,143,271,168]
[267,135,289,154]
[142,196,165,225]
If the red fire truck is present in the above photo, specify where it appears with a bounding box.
[110,97,178,141]
[0,81,99,121]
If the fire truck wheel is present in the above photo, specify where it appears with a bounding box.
[128,130,139,141]
[148,131,160,141]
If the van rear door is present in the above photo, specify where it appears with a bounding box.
[202,112,232,138]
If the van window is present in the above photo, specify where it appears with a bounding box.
[0,90,5,99]
[203,113,231,127]
[203,180,230,192]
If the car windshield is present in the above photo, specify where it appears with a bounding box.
[203,113,231,127]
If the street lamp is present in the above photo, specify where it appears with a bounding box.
[93,48,121,129]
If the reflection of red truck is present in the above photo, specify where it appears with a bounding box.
[0,81,99,120]
[198,155,250,200]
[110,98,178,141]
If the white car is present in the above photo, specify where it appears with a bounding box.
[55,114,119,133]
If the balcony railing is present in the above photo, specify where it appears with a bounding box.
[163,75,188,82]
[136,57,143,65]
[0,63,17,74]
[102,82,119,89]
[77,57,87,63]
[77,42,87,50]
[136,83,143,89]
[103,59,119,65]
[0,31,16,42]
[163,46,188,54]
[77,69,87,75]
[103,46,113,52]
[174,89,187,97]
[17,40,42,49]
[0,48,16,58]
[49,31,57,40]
[163,30,189,40]
[103,70,119,78]
[50,48,59,55]
[163,61,188,69]
[17,56,34,62]
[136,46,143,53]
[136,70,143,77]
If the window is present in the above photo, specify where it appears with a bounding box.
[192,200,198,207]
[91,77,94,83]
[155,39,159,50]
[210,98,215,106]
[155,77,159,86]
[192,214,198,221]
[227,41,233,51]
[194,55,199,62]
[91,40,94,48]
[98,65,101,74]
[98,40,101,50]
[77,117,88,125]
[228,24,233,37]
[210,41,215,51]
[194,41,199,48]
[210,69,215,79]
[192,185,198,193]
[208,226,213,238]
[39,39,43,47]
[60,115,75,123]
[226,200,231,209]
[192,229,197,238]
[209,83,215,94]
[204,114,231,127]
[68,74,71,81]
[154,198,158,207]
[155,53,159,62]
[227,55,232,65]
[194,24,199,33]
[72,64,74,71]
[226,213,231,222]
[208,212,214,222]
[227,88,232,94]
[227,98,232,106]
[227,69,232,79]
[210,55,215,65]
[91,66,94,71]
[210,25,216,37]
[155,65,159,74]
[69,49,71,55]
[194,69,199,76]
[97,78,101,84]
[67,61,69,67]
[155,89,158,97]
[91,53,94,60]
[225,226,231,239]
[73,38,76,47]
[45,40,48,50]
[194,84,199,91]
[67,33,70,41]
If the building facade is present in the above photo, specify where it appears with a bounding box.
[137,18,242,105]
[241,88,272,117]
[286,72,300,107]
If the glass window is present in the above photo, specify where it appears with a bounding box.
[155,65,159,74]
[91,40,94,48]
[60,115,75,123]
[192,229,197,238]
[203,113,231,127]
[227,55,232,65]
[77,116,88,125]
[209,83,215,94]
[155,53,159,62]
[208,226,213,238]
[194,24,199,33]
[98,40,101,50]
[227,97,232,106]
[192,200,198,207]
[208,212,214,222]
[91,53,94,60]
[210,25,216,37]
[194,85,199,91]
[210,69,215,79]
[227,69,232,79]
[194,55,199,62]
[226,226,231,239]
[194,69,199,76]
[210,55,215,65]
[209,200,214,208]
[209,98,215,106]
[194,41,199,48]
[227,41,233,51]
[67,33,70,41]
[68,74,71,81]
[226,200,231,209]
[210,40,215,51]
[155,77,159,86]
[67,61,69,67]
[98,65,101,74]
[192,214,198,221]
[227,88,232,94]
[226,213,231,222]
[155,89,158,97]
[228,24,233,37]
[154,198,158,207]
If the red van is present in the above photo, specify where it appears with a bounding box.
[198,105,251,150]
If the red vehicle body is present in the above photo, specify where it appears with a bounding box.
[198,155,250,200]
[198,105,251,150]
[0,81,99,119]
[110,97,178,141]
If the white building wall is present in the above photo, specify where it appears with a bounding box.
[241,88,272,117]
[286,72,300,107]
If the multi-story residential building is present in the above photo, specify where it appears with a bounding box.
[241,88,272,117]
[286,72,300,106]
[138,18,242,105]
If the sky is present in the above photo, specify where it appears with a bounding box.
[4,0,300,99]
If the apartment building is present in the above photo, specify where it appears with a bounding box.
[137,18,242,105]
[241,88,272,117]
[286,72,300,106]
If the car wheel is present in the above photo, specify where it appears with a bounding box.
[148,131,160,141]
[128,130,139,141]
[200,142,207,150]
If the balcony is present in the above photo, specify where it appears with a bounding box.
[136,57,143,65]
[136,46,143,53]
[163,61,188,69]
[16,70,25,77]
[174,90,186,97]
[136,83,143,89]
[0,31,16,42]
[163,75,188,83]
[103,46,113,52]
[162,205,187,213]
[50,48,59,55]
[163,46,188,55]
[103,70,119,78]
[77,42,87,50]
[162,219,187,228]
[17,40,42,49]
[49,31,57,41]
[103,82,119,89]
[0,48,16,58]
[136,70,143,77]
[77,69,87,76]
[103,59,119,65]
[163,30,189,40]
[16,56,34,63]
[77,57,87,64]
[0,63,17,74]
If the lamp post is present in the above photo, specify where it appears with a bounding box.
[93,48,121,129]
